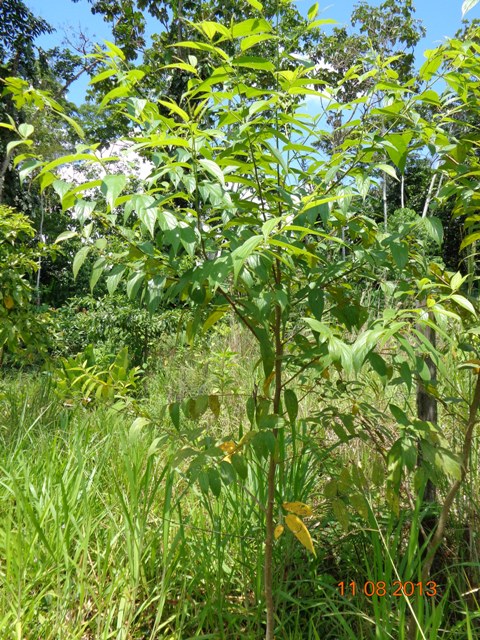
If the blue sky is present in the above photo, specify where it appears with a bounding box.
[26,0,480,103]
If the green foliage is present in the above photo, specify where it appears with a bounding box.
[51,344,141,405]
[53,293,184,366]
[0,205,52,365]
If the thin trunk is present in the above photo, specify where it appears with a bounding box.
[0,151,11,204]
[382,172,388,229]
[421,373,480,582]
[265,259,283,640]
[35,196,45,306]
[416,313,437,551]
[422,174,437,218]
[400,173,405,209]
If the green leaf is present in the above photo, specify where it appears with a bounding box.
[106,265,126,294]
[169,403,180,429]
[284,389,298,423]
[203,307,228,332]
[73,246,90,280]
[383,132,412,173]
[332,498,349,529]
[240,34,276,52]
[101,175,127,210]
[390,241,408,269]
[157,99,189,123]
[246,0,263,10]
[173,41,230,61]
[451,294,476,316]
[389,404,410,427]
[232,18,272,38]
[126,272,144,300]
[232,56,275,72]
[18,123,34,138]
[307,288,324,321]
[422,217,443,245]
[55,231,77,243]
[231,235,263,283]
[103,40,126,60]
[208,467,222,497]
[307,18,337,30]
[460,231,480,250]
[90,257,106,292]
[375,163,398,181]
[231,454,248,479]
[198,158,225,186]
[308,3,319,20]
[89,68,117,85]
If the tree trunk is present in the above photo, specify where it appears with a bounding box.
[0,151,11,204]
[416,314,437,552]
[265,260,283,640]
[382,172,388,229]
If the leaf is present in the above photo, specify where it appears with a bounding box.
[89,68,117,85]
[209,395,221,418]
[101,175,127,210]
[246,0,263,10]
[375,163,398,181]
[308,3,319,20]
[422,216,443,245]
[462,0,480,17]
[231,454,248,479]
[103,40,126,60]
[451,294,476,316]
[90,257,106,292]
[241,34,276,52]
[169,402,180,429]
[307,18,337,30]
[390,241,408,269]
[219,441,236,455]
[284,389,299,423]
[332,499,349,530]
[203,307,228,332]
[157,99,189,123]
[129,417,150,441]
[283,502,313,517]
[18,123,34,138]
[274,524,284,540]
[460,231,480,250]
[232,56,275,72]
[231,235,263,283]
[126,272,144,300]
[231,18,272,38]
[55,231,77,243]
[383,132,412,173]
[285,514,316,556]
[73,246,90,280]
[198,158,225,186]
[106,265,126,294]
[208,467,222,497]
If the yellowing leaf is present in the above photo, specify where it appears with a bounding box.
[285,514,316,556]
[219,441,237,454]
[283,501,313,517]
[274,524,284,540]
[3,295,14,310]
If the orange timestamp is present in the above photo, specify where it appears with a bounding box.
[338,581,438,597]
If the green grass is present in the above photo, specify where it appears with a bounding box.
[0,329,479,639]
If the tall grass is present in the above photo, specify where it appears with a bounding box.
[0,323,479,639]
